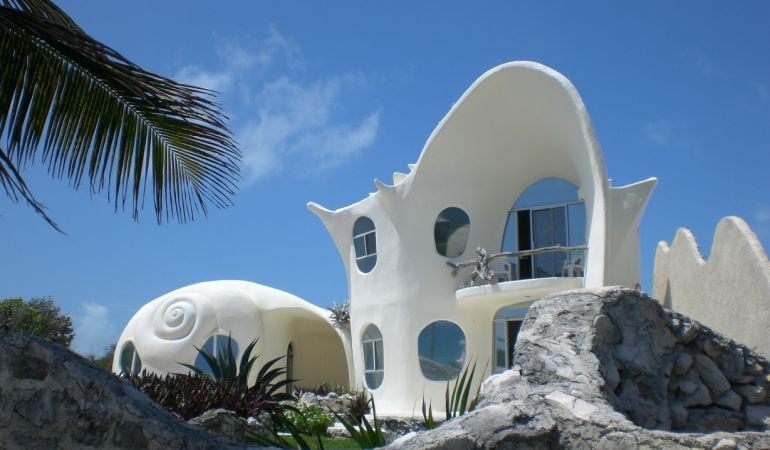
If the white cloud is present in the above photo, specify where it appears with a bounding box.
[72,302,116,356]
[237,77,379,181]
[174,28,379,182]
[643,119,673,147]
[175,65,233,93]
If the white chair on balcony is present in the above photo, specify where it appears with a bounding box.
[562,256,584,277]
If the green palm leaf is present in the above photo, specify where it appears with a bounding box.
[0,0,240,229]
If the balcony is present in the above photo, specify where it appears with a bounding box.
[449,246,586,309]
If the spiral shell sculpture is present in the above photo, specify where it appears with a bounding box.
[152,295,207,341]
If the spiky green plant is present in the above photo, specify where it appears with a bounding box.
[180,335,255,386]
[421,391,436,430]
[332,395,385,449]
[445,358,487,419]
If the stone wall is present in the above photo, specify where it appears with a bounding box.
[391,288,770,449]
[653,216,770,358]
[594,290,770,432]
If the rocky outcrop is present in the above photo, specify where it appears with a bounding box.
[0,331,254,449]
[391,288,770,449]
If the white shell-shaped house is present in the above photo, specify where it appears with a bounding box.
[115,61,656,416]
[113,281,351,388]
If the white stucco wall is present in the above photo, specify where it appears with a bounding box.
[309,61,655,415]
[113,280,351,389]
[652,216,770,358]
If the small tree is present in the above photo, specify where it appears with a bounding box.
[87,343,116,371]
[0,297,74,347]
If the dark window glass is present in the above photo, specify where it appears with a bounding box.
[418,321,466,381]
[119,341,142,374]
[434,207,470,257]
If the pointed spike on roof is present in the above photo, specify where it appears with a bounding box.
[307,201,335,221]
[373,178,394,194]
[392,172,407,184]
[407,163,416,171]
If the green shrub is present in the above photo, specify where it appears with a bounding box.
[0,297,74,347]
[283,404,335,437]
[295,382,355,396]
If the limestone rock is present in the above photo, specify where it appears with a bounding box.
[715,390,742,411]
[389,288,770,449]
[736,385,767,404]
[188,409,256,444]
[0,331,252,449]
[694,354,731,396]
[680,380,712,408]
[746,405,770,429]
[673,351,693,376]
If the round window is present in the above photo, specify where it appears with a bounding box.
[194,334,239,374]
[362,324,384,389]
[353,217,377,273]
[418,320,466,380]
[434,207,470,258]
[119,341,142,374]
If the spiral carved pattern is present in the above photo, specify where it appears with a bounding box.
[152,295,202,340]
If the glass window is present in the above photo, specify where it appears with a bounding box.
[194,334,239,374]
[353,217,377,273]
[434,207,470,258]
[418,320,466,381]
[493,305,530,374]
[362,325,384,389]
[119,341,142,375]
[501,178,586,280]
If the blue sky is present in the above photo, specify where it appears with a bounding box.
[2,1,769,356]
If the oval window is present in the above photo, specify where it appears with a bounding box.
[353,217,377,273]
[434,207,470,257]
[119,341,142,375]
[194,334,239,374]
[418,320,466,381]
[362,324,384,389]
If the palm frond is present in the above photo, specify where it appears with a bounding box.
[0,0,240,226]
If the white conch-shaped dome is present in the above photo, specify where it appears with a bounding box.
[113,280,350,388]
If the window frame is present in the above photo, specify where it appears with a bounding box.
[353,217,377,273]
[361,324,384,389]
[119,341,142,375]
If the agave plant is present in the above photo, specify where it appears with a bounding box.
[445,358,487,419]
[180,334,257,386]
[179,334,295,399]
[333,395,385,449]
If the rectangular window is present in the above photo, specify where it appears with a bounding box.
[515,202,585,279]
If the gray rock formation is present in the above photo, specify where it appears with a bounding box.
[0,331,254,449]
[187,409,258,444]
[391,288,770,449]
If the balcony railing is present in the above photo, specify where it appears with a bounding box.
[448,245,588,288]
